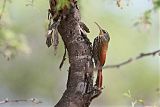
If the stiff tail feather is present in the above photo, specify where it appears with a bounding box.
[95,69,103,89]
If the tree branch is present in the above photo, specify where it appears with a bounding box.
[48,1,100,107]
[49,1,160,107]
[103,49,160,69]
[0,98,42,104]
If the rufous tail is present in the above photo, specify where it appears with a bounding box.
[95,69,103,89]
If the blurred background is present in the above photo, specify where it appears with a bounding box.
[0,0,159,107]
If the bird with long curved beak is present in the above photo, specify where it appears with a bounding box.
[93,22,110,89]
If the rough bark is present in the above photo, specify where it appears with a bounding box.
[53,2,100,107]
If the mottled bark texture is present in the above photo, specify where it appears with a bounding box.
[53,2,100,107]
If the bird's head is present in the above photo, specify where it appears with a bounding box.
[95,22,110,42]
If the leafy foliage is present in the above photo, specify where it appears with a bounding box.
[0,28,30,60]
[0,0,31,59]
[123,90,159,107]
[133,9,152,30]
[123,90,145,107]
[56,0,70,11]
[133,0,160,30]
[153,0,160,10]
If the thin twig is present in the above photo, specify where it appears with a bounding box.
[0,0,7,20]
[136,49,160,59]
[59,46,67,70]
[103,49,160,69]
[103,58,133,69]
[0,98,42,104]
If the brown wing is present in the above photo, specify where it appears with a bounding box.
[99,42,108,66]
[99,35,109,66]
[93,36,101,68]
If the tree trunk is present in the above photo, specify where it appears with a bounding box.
[49,1,101,107]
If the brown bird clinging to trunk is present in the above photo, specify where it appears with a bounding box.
[93,22,110,89]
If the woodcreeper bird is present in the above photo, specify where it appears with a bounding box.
[93,22,110,89]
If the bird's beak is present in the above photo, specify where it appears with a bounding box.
[95,22,104,35]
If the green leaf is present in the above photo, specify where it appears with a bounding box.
[0,29,31,60]
[123,93,131,98]
[138,99,144,104]
[123,90,132,98]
